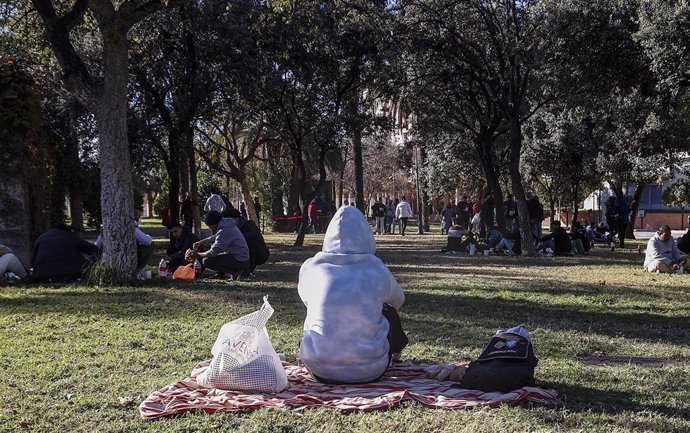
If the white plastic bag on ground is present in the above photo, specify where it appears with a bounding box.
[197,296,288,393]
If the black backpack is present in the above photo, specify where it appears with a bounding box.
[458,331,538,392]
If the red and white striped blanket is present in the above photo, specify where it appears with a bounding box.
[139,360,559,419]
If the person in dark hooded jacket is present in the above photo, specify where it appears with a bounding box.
[165,224,198,272]
[538,220,572,256]
[31,224,99,281]
[227,208,270,276]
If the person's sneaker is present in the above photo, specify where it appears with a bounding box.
[136,268,146,280]
[249,272,256,278]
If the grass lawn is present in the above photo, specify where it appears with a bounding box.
[1,225,689,432]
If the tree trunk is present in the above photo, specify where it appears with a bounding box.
[572,184,579,223]
[626,183,644,238]
[288,164,301,215]
[94,32,137,275]
[240,176,259,225]
[0,114,31,268]
[353,119,364,212]
[509,118,535,256]
[66,97,84,231]
[167,157,181,227]
[476,136,505,232]
[183,126,201,235]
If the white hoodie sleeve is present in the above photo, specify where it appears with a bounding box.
[384,270,405,311]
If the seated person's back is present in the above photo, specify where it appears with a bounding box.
[677,230,690,254]
[32,224,99,280]
[299,206,406,384]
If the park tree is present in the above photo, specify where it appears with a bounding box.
[0,62,48,266]
[29,0,180,278]
[254,1,372,246]
[663,175,690,228]
[523,105,603,223]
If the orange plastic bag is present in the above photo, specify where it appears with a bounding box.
[172,263,195,281]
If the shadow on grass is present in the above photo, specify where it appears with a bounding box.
[402,290,690,346]
[552,381,690,420]
[0,284,304,325]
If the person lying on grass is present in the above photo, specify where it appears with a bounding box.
[298,205,408,384]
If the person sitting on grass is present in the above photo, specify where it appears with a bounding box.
[676,217,690,254]
[644,225,687,273]
[32,223,99,282]
[298,205,408,384]
[226,207,270,277]
[0,243,28,284]
[570,220,590,255]
[190,211,250,279]
[495,220,521,256]
[537,220,572,256]
[441,225,469,253]
[592,221,613,245]
[165,224,197,272]
[486,225,503,249]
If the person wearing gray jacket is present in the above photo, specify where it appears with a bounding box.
[192,211,250,278]
[643,225,687,273]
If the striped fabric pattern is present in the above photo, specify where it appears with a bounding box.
[139,361,559,419]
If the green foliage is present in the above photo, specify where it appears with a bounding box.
[0,62,41,131]
[82,261,133,287]
[663,176,690,209]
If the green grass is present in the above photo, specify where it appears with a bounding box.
[1,230,689,432]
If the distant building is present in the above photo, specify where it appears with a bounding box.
[584,172,690,230]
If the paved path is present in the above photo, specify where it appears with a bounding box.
[633,229,685,240]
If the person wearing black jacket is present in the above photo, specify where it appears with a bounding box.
[165,224,198,272]
[227,208,270,276]
[538,220,572,256]
[570,220,590,254]
[455,196,471,229]
[677,218,690,254]
[31,224,99,281]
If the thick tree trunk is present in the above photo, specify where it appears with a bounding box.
[476,136,505,232]
[94,33,137,275]
[167,158,181,226]
[179,141,190,194]
[0,120,31,268]
[240,176,259,225]
[626,183,644,238]
[509,118,535,256]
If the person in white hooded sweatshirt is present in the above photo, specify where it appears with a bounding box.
[298,205,408,383]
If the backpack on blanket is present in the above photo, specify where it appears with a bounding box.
[459,325,538,392]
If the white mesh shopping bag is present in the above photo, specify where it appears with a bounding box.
[197,296,288,392]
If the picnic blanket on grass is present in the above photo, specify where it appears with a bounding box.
[139,360,559,419]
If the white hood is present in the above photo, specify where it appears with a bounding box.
[322,206,376,255]
[298,205,405,383]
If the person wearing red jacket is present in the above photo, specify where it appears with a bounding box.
[307,199,320,233]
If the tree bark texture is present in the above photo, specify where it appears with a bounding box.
[626,183,645,238]
[509,119,536,256]
[476,137,505,232]
[67,98,84,231]
[94,32,137,274]
[0,125,31,267]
